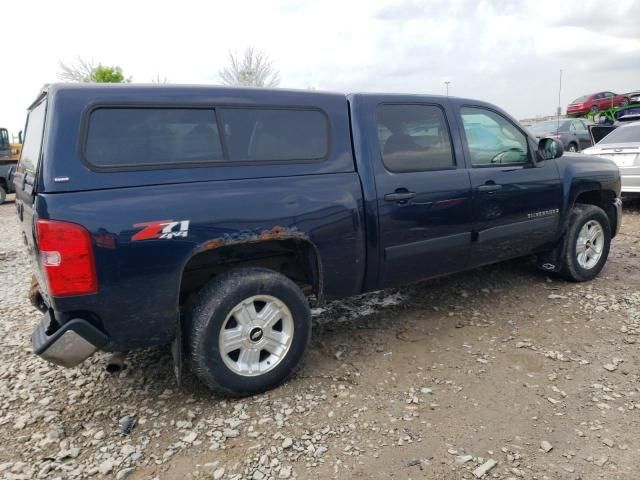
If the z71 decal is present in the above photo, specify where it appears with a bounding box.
[132,220,190,241]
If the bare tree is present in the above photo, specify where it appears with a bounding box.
[151,74,169,84]
[57,57,96,82]
[219,48,280,88]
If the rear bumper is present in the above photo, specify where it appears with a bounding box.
[567,107,588,116]
[32,312,109,368]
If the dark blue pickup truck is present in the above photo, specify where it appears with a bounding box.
[14,84,621,396]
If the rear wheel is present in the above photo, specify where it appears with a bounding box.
[188,267,311,396]
[0,186,5,204]
[567,143,578,153]
[590,105,599,114]
[621,97,630,106]
[559,204,611,282]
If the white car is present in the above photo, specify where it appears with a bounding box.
[582,121,640,196]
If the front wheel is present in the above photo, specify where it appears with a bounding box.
[188,267,311,396]
[560,204,611,282]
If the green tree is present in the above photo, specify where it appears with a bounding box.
[90,65,128,83]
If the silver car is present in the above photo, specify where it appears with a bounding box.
[582,121,640,195]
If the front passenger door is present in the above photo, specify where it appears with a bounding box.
[459,106,562,267]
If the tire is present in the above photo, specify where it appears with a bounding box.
[559,204,611,282]
[621,97,630,106]
[590,105,599,114]
[567,143,578,153]
[188,267,311,396]
[0,186,5,205]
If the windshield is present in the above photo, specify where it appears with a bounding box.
[529,120,570,134]
[598,124,640,145]
[17,99,47,175]
[572,95,588,103]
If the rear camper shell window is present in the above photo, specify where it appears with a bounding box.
[18,99,47,175]
[83,105,330,171]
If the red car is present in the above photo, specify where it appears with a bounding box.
[567,91,630,116]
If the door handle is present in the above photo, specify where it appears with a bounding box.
[384,190,416,202]
[477,184,502,193]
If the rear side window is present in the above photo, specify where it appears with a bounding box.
[86,108,223,168]
[218,108,328,161]
[376,104,455,172]
[84,107,329,169]
[18,100,47,174]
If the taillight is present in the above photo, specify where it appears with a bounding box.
[35,219,97,297]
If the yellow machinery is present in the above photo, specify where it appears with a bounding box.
[0,128,21,161]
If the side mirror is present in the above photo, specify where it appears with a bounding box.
[537,137,564,161]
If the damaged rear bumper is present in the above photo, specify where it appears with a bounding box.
[32,312,109,368]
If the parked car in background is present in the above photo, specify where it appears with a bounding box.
[626,91,640,104]
[583,121,640,196]
[567,92,630,116]
[528,118,592,152]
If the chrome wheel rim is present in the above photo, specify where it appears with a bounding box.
[576,220,604,270]
[219,295,294,377]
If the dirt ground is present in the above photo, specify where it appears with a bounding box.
[1,195,639,480]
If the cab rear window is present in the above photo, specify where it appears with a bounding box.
[84,106,329,169]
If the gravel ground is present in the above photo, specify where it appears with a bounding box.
[1,195,640,480]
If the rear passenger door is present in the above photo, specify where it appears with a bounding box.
[371,102,473,288]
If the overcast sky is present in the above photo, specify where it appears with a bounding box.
[1,0,639,137]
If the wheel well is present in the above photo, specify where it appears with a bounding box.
[574,190,617,235]
[179,239,322,307]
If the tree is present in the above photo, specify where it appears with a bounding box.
[151,74,169,84]
[57,57,130,83]
[57,57,95,82]
[219,48,280,88]
[91,65,128,83]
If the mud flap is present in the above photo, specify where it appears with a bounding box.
[534,231,568,273]
[171,316,184,387]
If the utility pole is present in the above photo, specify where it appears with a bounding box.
[444,81,451,96]
[556,69,562,131]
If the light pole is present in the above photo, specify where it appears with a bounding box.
[444,81,451,96]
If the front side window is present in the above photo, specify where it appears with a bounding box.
[461,107,529,166]
[18,100,47,174]
[376,104,455,172]
[86,108,223,168]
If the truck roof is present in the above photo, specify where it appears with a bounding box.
[37,83,464,106]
